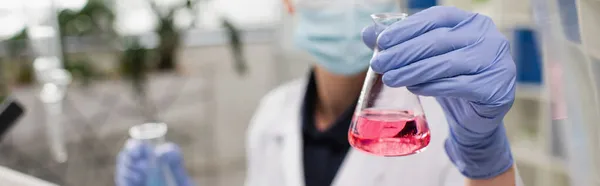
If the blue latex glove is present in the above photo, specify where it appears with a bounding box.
[116,139,194,186]
[362,6,515,179]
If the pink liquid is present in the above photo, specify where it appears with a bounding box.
[348,109,431,156]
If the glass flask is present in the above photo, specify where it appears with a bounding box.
[129,123,176,186]
[348,13,431,157]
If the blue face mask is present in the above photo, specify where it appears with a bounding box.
[294,1,399,75]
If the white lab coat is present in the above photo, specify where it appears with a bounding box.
[245,77,521,186]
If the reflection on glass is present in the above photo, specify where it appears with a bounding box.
[349,13,431,157]
[39,68,72,163]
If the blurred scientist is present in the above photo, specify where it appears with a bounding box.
[116,1,523,186]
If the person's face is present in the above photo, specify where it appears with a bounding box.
[288,0,400,76]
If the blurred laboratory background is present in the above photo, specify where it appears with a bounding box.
[0,0,599,185]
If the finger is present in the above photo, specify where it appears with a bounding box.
[372,28,477,74]
[115,159,132,186]
[377,6,474,50]
[123,139,147,160]
[129,161,149,184]
[406,75,481,101]
[115,171,133,186]
[157,143,191,186]
[381,50,475,87]
[406,69,514,104]
[361,25,378,50]
[156,143,183,166]
[116,152,147,185]
[116,157,144,186]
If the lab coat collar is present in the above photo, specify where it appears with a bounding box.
[280,79,306,186]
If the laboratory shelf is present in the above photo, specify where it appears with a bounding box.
[447,0,600,185]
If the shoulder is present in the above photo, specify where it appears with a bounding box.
[256,78,307,111]
[246,77,307,135]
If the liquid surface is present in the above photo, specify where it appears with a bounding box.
[348,109,431,156]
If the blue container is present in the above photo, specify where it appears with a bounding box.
[406,0,437,14]
[407,0,437,9]
[514,28,543,84]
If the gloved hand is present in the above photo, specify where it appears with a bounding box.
[362,6,515,179]
[116,139,194,186]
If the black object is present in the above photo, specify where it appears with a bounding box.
[0,96,25,141]
[222,18,248,76]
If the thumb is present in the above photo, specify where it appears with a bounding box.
[361,24,378,50]
[156,143,192,186]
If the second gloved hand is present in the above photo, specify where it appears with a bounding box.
[116,139,194,186]
[362,6,515,179]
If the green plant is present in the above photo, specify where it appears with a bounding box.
[57,0,116,84]
[16,63,35,85]
[64,58,99,86]
[58,0,115,37]
[146,0,247,74]
[5,30,28,58]
[119,37,158,121]
[4,30,34,85]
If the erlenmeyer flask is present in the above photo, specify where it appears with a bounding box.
[348,13,431,157]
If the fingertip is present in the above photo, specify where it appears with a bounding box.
[369,58,382,73]
[361,25,378,50]
[124,139,147,159]
[156,143,191,185]
[125,139,144,153]
[156,143,181,156]
[124,139,139,150]
[381,72,399,87]
[156,143,184,165]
